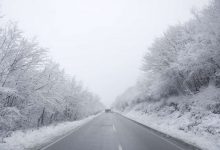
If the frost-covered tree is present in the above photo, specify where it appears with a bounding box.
[0,23,104,135]
[114,0,220,111]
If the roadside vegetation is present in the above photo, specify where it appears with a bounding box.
[0,23,104,141]
[113,1,220,149]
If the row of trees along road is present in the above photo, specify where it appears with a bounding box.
[0,24,104,136]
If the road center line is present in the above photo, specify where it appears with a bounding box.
[118,144,123,150]
[113,124,117,132]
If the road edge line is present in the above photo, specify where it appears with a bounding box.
[115,112,201,150]
[39,112,103,150]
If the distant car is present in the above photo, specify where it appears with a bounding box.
[105,109,111,113]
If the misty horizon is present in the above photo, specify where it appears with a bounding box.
[1,0,210,106]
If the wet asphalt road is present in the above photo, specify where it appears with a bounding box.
[42,113,190,150]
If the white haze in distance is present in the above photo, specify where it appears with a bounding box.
[1,0,211,107]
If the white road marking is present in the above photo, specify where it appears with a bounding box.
[145,130,185,150]
[41,113,102,150]
[41,125,82,150]
[113,124,122,150]
[120,115,185,150]
[113,124,117,132]
[118,144,123,150]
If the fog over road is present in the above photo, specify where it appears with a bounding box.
[42,113,195,150]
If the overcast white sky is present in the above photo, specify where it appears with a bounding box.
[1,0,211,107]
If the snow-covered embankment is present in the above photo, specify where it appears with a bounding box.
[119,86,220,150]
[0,114,99,150]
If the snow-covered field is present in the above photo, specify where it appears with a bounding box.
[120,86,220,150]
[0,114,99,150]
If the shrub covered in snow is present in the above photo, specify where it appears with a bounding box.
[0,24,104,140]
[113,1,220,149]
[123,86,220,150]
[0,114,97,150]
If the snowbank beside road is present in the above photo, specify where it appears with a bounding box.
[120,86,220,150]
[124,111,220,150]
[0,114,99,150]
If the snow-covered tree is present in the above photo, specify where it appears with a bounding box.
[114,0,220,111]
[0,23,104,134]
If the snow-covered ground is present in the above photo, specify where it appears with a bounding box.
[120,86,220,150]
[0,114,100,150]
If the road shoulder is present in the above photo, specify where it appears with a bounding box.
[37,113,102,150]
[115,112,201,150]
